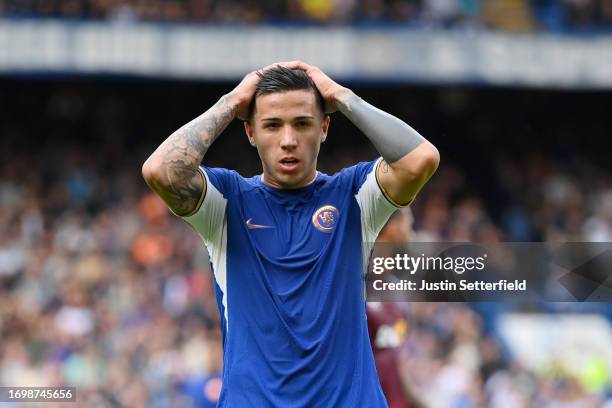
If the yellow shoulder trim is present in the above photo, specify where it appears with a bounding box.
[374,159,413,208]
[178,167,207,218]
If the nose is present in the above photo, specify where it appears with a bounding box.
[280,124,298,150]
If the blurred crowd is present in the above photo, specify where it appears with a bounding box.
[0,144,225,407]
[0,81,611,406]
[1,0,612,32]
[393,302,608,407]
[410,156,612,243]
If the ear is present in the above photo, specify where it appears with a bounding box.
[244,121,256,146]
[321,115,331,143]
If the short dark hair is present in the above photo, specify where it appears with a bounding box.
[249,66,326,120]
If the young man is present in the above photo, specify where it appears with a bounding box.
[142,61,439,407]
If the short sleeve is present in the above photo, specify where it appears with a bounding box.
[179,166,229,245]
[203,166,235,197]
[353,158,404,241]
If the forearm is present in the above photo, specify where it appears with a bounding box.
[142,94,236,215]
[335,89,425,164]
[335,88,438,205]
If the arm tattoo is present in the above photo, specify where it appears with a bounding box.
[145,95,236,216]
[336,92,425,164]
[381,161,390,173]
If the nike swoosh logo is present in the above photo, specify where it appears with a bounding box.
[245,218,273,230]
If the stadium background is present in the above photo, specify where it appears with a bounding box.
[1,1,612,407]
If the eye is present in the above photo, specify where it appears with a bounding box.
[264,122,280,129]
[295,121,310,128]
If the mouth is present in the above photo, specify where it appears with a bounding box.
[279,157,300,172]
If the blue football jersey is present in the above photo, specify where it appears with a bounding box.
[180,159,401,407]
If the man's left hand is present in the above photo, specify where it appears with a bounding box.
[281,61,349,114]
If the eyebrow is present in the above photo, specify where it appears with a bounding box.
[261,116,316,122]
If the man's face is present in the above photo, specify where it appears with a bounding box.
[245,89,330,189]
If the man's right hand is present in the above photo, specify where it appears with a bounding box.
[227,70,262,121]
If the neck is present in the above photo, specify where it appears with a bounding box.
[262,171,317,189]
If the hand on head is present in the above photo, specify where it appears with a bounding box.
[276,61,346,114]
[228,62,300,120]
[229,61,346,120]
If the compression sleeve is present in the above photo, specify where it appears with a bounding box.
[337,92,425,164]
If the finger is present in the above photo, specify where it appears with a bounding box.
[277,60,311,71]
[253,63,280,76]
[261,62,280,71]
[263,61,296,70]
[246,63,287,81]
[278,60,301,68]
[255,61,313,78]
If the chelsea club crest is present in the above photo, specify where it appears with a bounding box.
[312,205,339,233]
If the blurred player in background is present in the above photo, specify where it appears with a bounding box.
[142,61,439,406]
[368,208,427,408]
[181,332,223,408]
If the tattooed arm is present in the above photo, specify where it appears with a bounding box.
[286,61,439,207]
[142,70,263,216]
